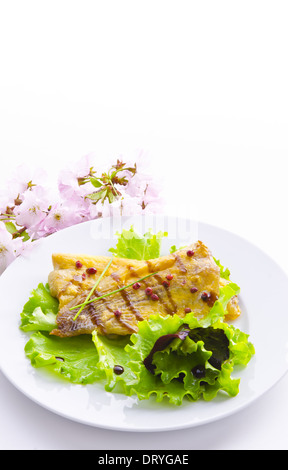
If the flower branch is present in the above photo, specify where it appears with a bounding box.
[0,152,163,274]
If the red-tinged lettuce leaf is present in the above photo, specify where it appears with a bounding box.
[122,311,254,404]
[123,314,210,404]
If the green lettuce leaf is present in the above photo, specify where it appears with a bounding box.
[20,283,58,332]
[92,332,137,393]
[125,314,194,405]
[21,284,105,384]
[205,281,240,324]
[109,225,167,260]
[214,257,231,280]
[25,331,104,384]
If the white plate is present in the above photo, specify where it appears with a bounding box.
[1,215,288,432]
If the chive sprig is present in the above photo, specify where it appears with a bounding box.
[72,256,114,321]
[71,266,157,320]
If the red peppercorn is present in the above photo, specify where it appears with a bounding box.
[133,282,141,290]
[190,287,198,293]
[166,274,173,281]
[162,280,170,288]
[86,267,97,275]
[187,250,195,257]
[82,273,86,280]
[151,293,159,301]
[75,260,83,269]
[201,292,209,301]
[185,307,192,313]
[114,310,121,318]
[145,287,153,296]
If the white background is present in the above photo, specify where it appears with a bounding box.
[1,0,288,450]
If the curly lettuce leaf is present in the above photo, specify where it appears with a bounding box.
[122,312,254,404]
[20,283,58,332]
[125,314,203,404]
[25,331,104,384]
[214,257,231,280]
[21,283,103,384]
[109,225,167,260]
[92,332,137,393]
[152,334,231,401]
[152,319,254,401]
[205,281,240,325]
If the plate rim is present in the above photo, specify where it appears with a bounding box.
[1,214,288,431]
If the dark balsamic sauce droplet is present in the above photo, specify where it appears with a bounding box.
[113,365,124,375]
[191,364,206,379]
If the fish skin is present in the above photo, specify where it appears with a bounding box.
[49,241,240,337]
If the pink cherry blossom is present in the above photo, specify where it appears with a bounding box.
[124,151,162,204]
[39,202,84,236]
[4,164,48,202]
[88,198,112,220]
[117,194,143,217]
[14,186,50,239]
[0,151,164,274]
[58,153,96,202]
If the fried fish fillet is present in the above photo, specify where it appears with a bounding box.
[49,241,240,337]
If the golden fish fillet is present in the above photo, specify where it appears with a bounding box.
[49,241,240,337]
